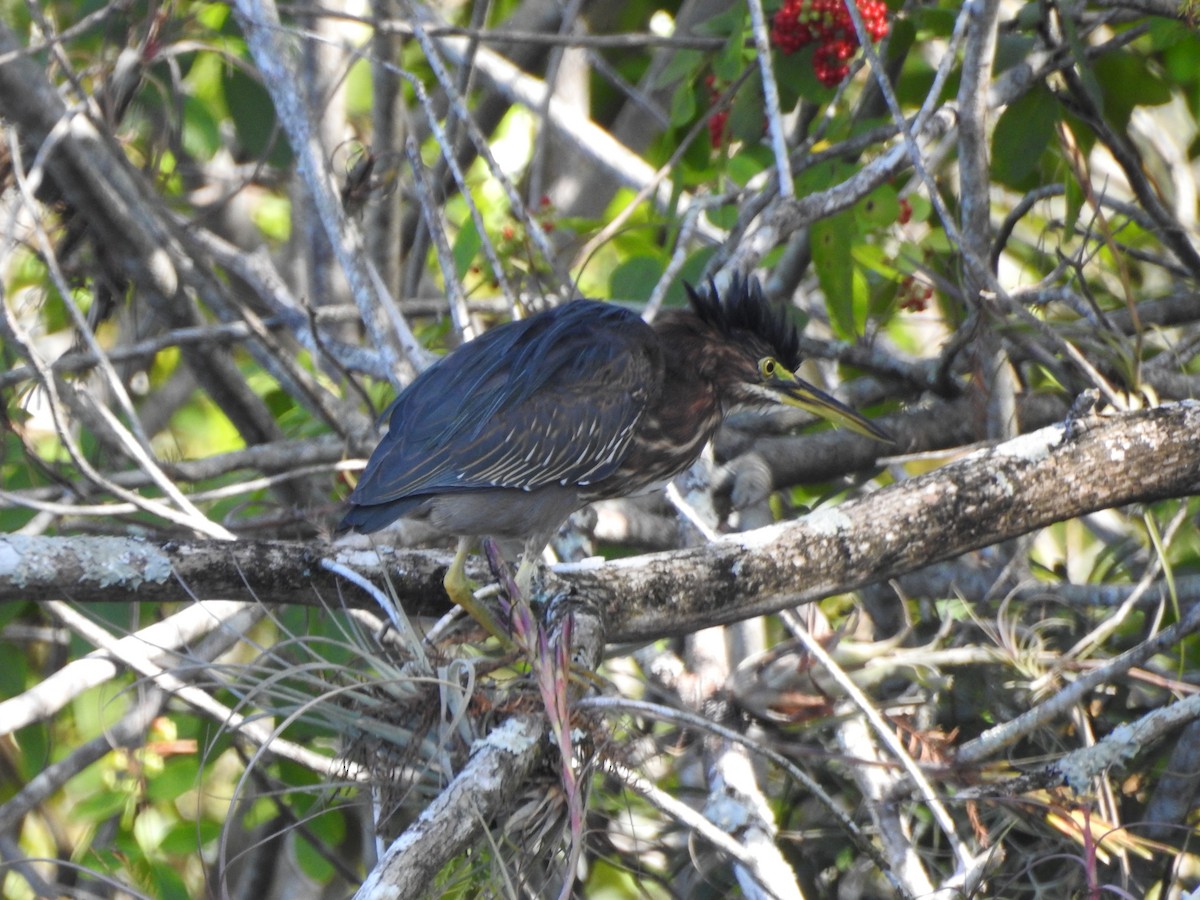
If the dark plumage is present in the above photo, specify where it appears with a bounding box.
[338,277,889,634]
[338,299,661,537]
[687,276,800,370]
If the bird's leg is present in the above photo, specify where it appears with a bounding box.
[443,536,510,643]
[514,554,538,599]
[514,531,558,598]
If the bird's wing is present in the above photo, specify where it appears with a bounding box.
[348,302,662,504]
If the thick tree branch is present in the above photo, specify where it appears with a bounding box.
[1,403,1197,644]
[353,715,544,900]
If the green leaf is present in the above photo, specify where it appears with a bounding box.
[884,16,916,68]
[251,195,291,242]
[656,49,704,88]
[1060,12,1105,113]
[145,756,201,804]
[777,45,832,106]
[854,184,899,229]
[1147,17,1190,51]
[852,243,901,281]
[181,95,220,161]
[72,679,132,737]
[704,203,740,229]
[160,820,221,856]
[675,132,717,184]
[13,723,48,782]
[713,24,749,82]
[73,787,131,823]
[197,4,230,29]
[295,833,336,883]
[308,807,347,845]
[728,69,765,143]
[995,34,1038,76]
[992,84,1059,189]
[226,68,289,167]
[669,81,698,128]
[0,624,26,700]
[1093,52,1172,130]
[811,211,862,339]
[1162,31,1200,83]
[183,51,228,113]
[452,216,482,280]
[850,266,869,336]
[609,256,664,302]
[698,4,746,38]
[344,57,373,119]
[133,806,172,855]
[672,249,717,304]
[905,193,932,224]
[915,5,958,39]
[728,145,771,187]
[149,862,191,900]
[772,45,808,111]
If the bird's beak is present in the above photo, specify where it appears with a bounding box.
[770,369,894,444]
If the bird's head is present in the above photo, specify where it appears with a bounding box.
[686,277,893,443]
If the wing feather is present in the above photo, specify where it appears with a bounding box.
[347,301,662,508]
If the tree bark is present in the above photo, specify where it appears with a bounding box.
[3,403,1197,644]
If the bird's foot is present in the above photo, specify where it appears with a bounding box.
[444,551,514,648]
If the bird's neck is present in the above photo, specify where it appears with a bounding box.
[639,314,725,466]
[581,313,725,500]
[652,311,727,408]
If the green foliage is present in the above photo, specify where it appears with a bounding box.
[3,0,1200,897]
[226,67,289,166]
[811,210,863,339]
[609,255,664,302]
[993,84,1059,189]
[1092,47,1172,130]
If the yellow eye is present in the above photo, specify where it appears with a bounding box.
[759,357,778,378]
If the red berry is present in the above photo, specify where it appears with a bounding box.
[898,275,932,312]
[771,0,815,54]
[813,42,850,86]
[769,1,890,78]
[859,0,890,41]
[830,37,855,60]
[897,197,912,225]
[709,110,730,148]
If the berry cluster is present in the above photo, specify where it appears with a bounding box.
[471,197,558,287]
[898,275,934,312]
[705,75,730,149]
[771,0,890,87]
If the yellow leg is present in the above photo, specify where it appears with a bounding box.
[443,536,510,643]
[514,554,537,599]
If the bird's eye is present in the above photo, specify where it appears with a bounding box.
[758,357,778,379]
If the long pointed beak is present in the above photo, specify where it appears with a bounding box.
[773,373,894,444]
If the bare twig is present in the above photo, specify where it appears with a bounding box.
[957,596,1200,765]
[45,600,364,780]
[783,610,981,882]
[232,0,426,378]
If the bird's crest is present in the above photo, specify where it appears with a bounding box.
[685,275,801,369]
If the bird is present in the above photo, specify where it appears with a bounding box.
[338,276,891,638]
